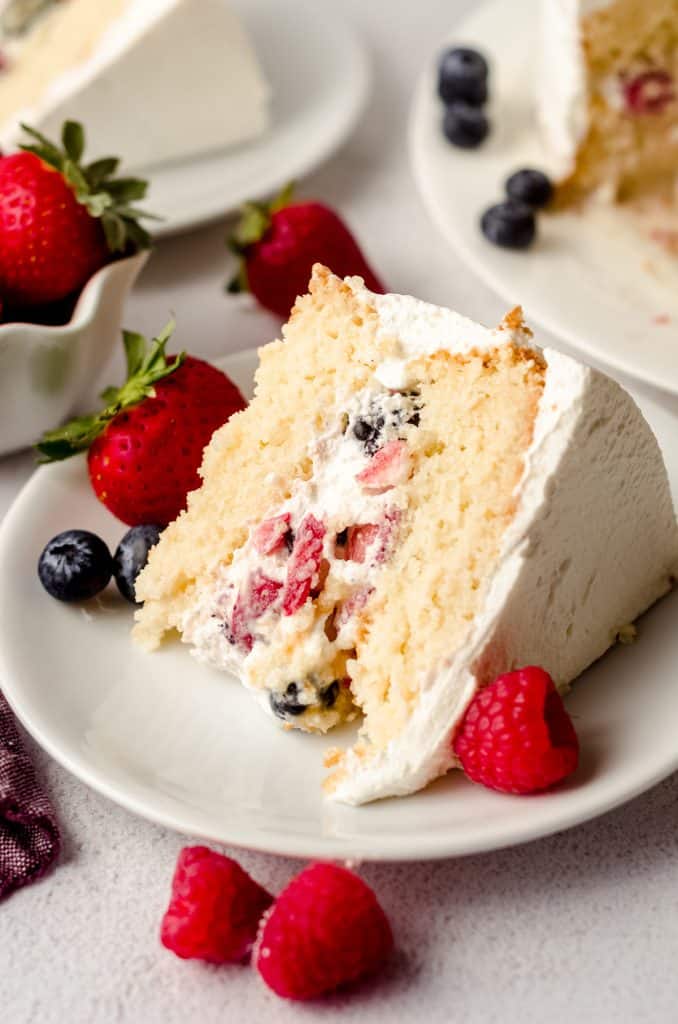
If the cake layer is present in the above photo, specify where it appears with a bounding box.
[135,267,678,804]
[540,0,678,203]
[0,0,270,169]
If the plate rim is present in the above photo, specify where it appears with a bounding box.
[2,350,678,862]
[407,0,678,398]
[149,0,371,239]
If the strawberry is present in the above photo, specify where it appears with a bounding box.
[252,513,291,555]
[228,184,385,318]
[36,321,246,526]
[229,571,283,651]
[280,514,326,615]
[0,120,152,310]
[355,439,412,493]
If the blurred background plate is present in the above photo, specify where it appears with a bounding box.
[409,0,678,396]
[147,0,370,237]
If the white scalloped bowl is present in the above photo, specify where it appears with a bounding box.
[0,251,148,456]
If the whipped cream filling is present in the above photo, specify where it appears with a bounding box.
[180,382,418,727]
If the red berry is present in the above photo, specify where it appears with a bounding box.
[453,666,579,795]
[623,69,675,114]
[160,846,273,964]
[280,514,326,615]
[255,862,393,1000]
[230,193,385,319]
[229,570,283,650]
[355,439,411,493]
[88,356,245,526]
[346,523,380,563]
[252,513,291,555]
[346,510,400,566]
[0,152,108,307]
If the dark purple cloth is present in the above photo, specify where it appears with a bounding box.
[0,692,60,899]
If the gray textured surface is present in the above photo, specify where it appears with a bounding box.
[3,1,678,1021]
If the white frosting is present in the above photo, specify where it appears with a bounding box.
[0,0,270,169]
[329,280,678,804]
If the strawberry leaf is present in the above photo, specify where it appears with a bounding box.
[62,120,84,163]
[122,330,148,377]
[19,120,156,255]
[226,182,295,295]
[36,320,186,462]
[85,157,120,185]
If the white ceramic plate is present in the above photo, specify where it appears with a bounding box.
[146,0,370,238]
[409,0,678,396]
[2,349,678,861]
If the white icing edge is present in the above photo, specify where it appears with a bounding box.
[537,0,591,178]
[329,279,678,804]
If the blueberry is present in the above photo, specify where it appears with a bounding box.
[270,682,306,718]
[336,528,349,547]
[113,524,162,604]
[38,529,112,602]
[353,418,377,443]
[480,200,536,249]
[438,47,489,105]
[505,168,554,209]
[320,680,340,708]
[443,102,489,149]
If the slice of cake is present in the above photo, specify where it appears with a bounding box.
[0,0,270,169]
[539,0,678,204]
[134,266,678,805]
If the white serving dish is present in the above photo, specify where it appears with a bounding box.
[0,251,147,456]
[1,349,678,861]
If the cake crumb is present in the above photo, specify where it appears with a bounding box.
[616,623,638,645]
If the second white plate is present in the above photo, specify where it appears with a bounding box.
[1,350,678,861]
[148,0,370,237]
[409,0,678,395]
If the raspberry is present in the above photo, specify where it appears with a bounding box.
[355,439,411,493]
[281,514,326,615]
[160,846,273,964]
[255,862,393,1000]
[453,666,579,794]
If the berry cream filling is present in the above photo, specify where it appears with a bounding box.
[180,385,422,732]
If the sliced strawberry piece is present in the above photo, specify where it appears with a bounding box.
[355,440,411,494]
[229,571,283,650]
[335,587,374,632]
[346,524,380,563]
[281,514,326,616]
[346,510,401,566]
[252,514,291,555]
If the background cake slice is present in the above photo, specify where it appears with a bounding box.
[0,0,270,169]
[134,266,678,804]
[539,0,678,204]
